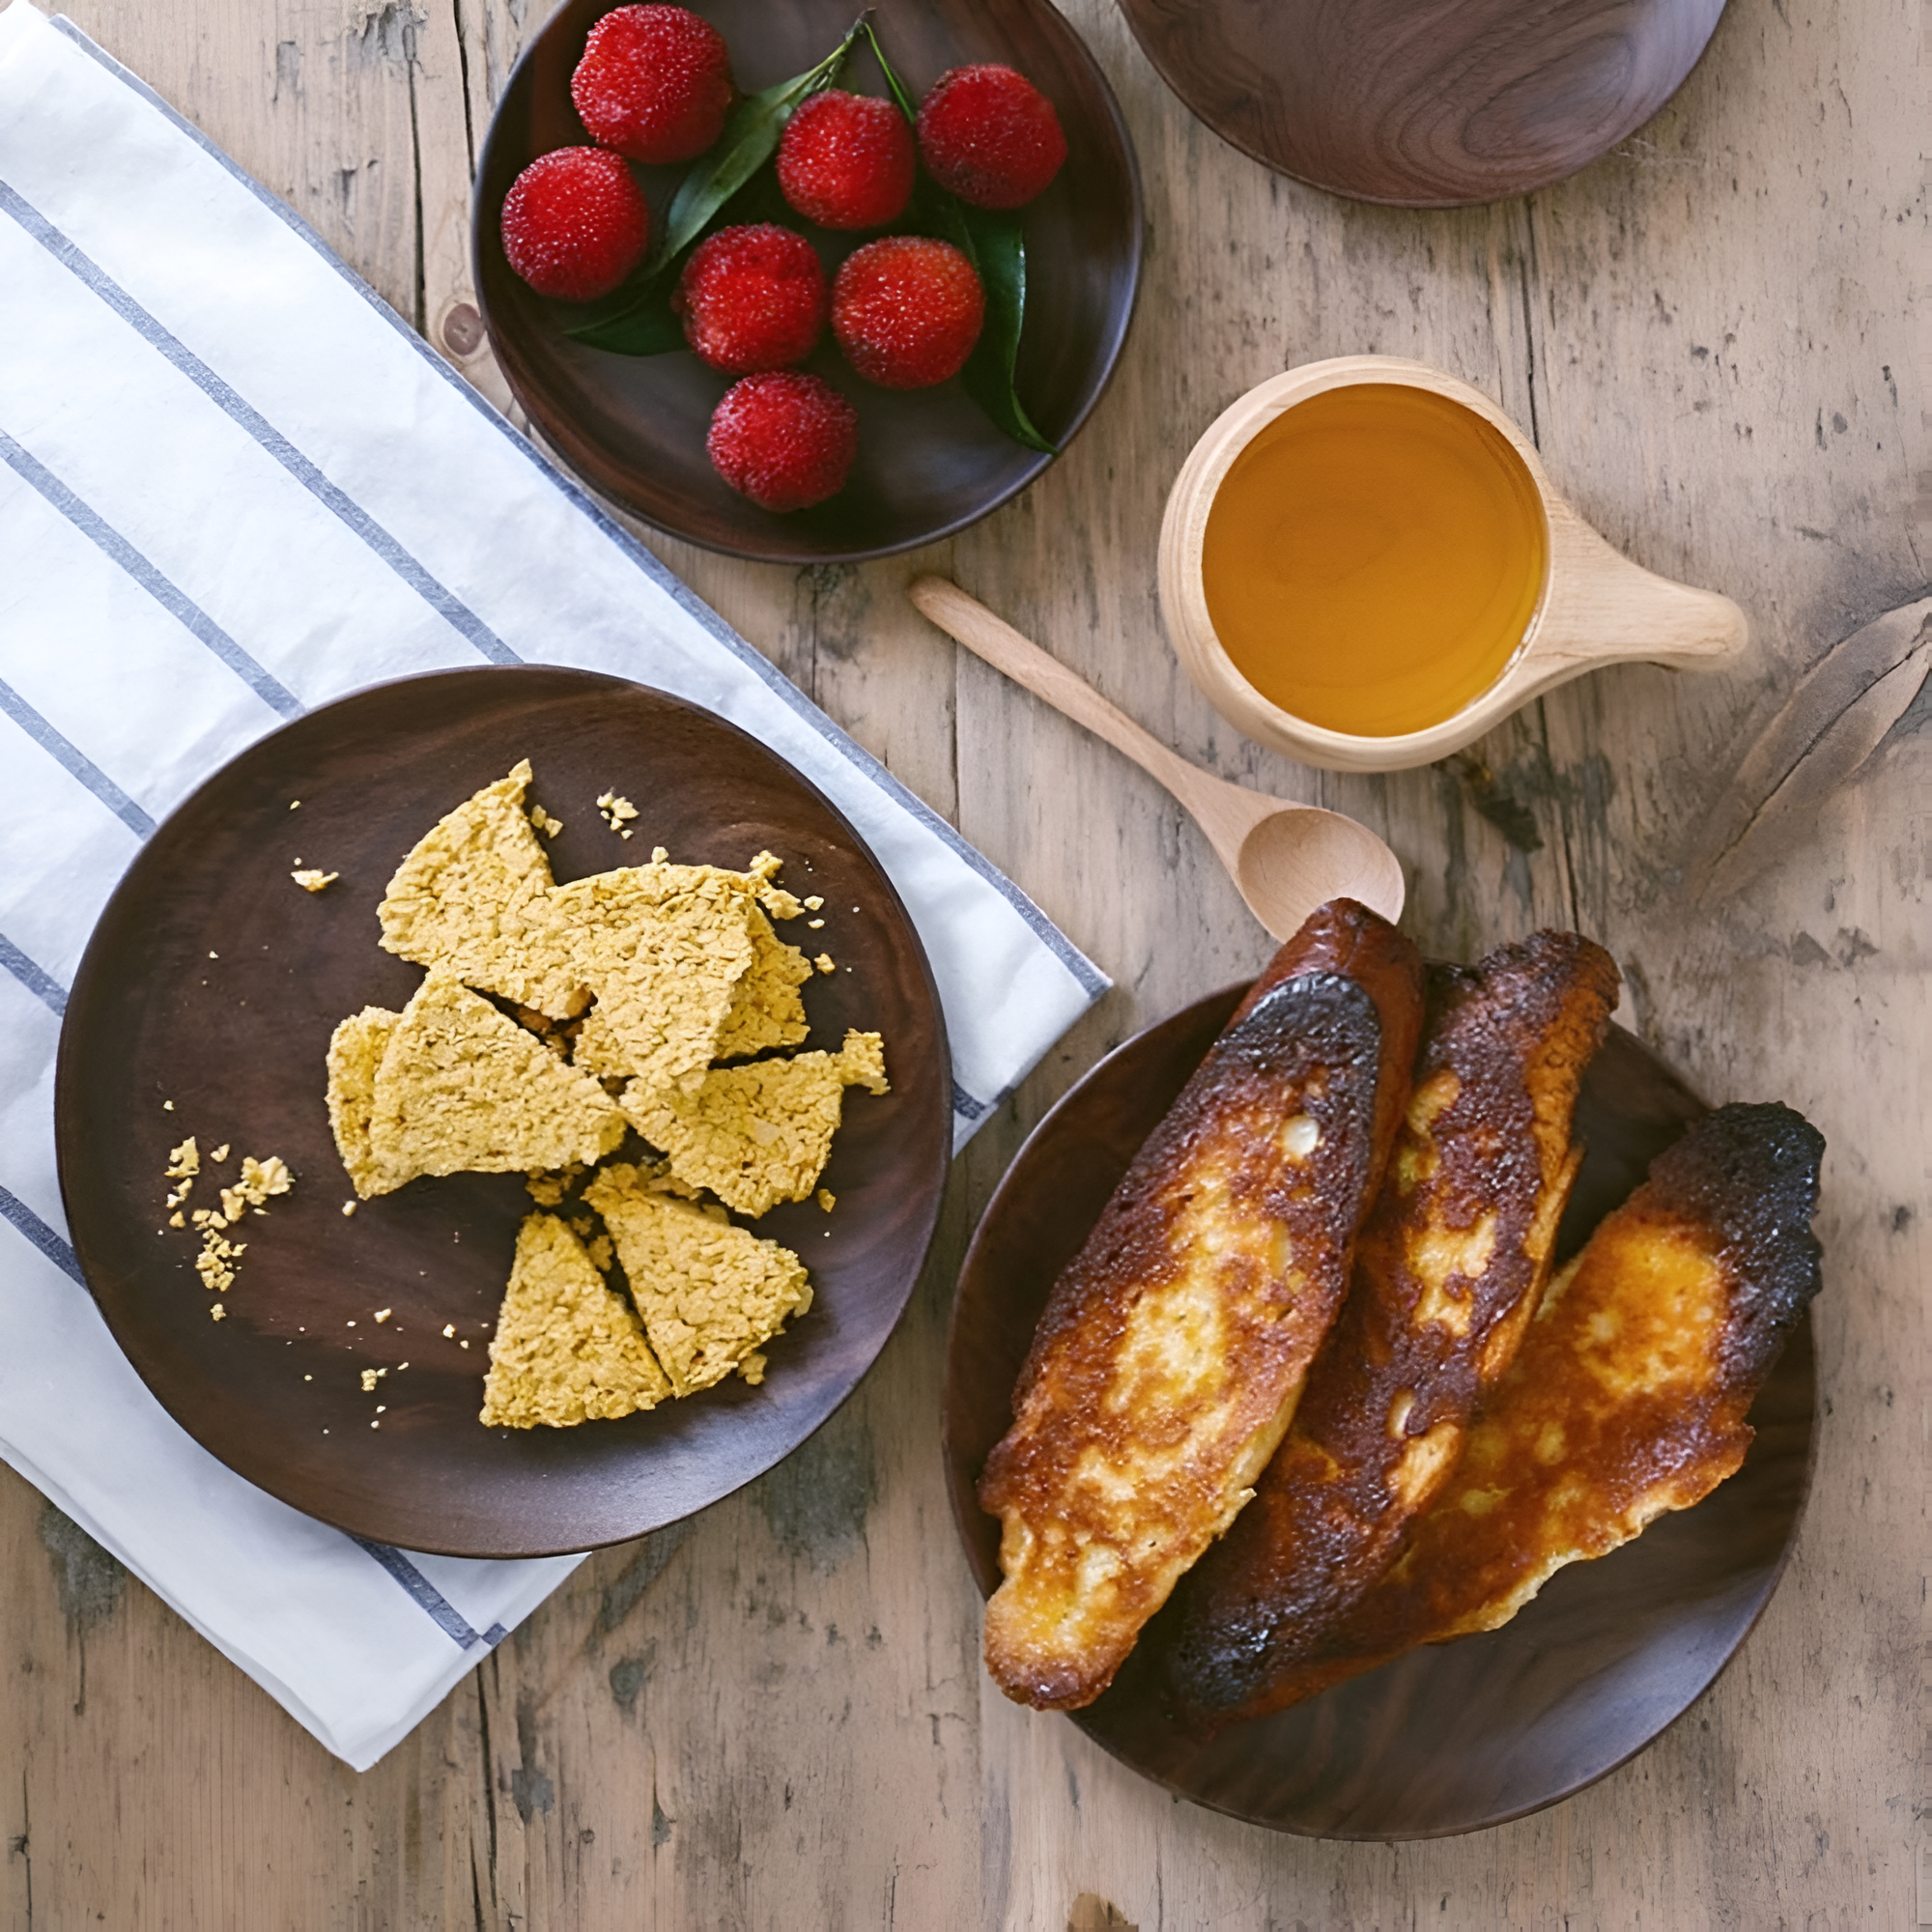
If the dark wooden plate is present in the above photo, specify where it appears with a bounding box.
[1115,0,1727,208]
[945,985,1816,1838]
[55,667,950,1558]
[473,0,1143,563]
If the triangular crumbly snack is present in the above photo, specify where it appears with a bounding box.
[326,1006,402,1197]
[584,1162,811,1394]
[480,1213,671,1427]
[621,1031,888,1219]
[359,974,624,1196]
[713,904,814,1060]
[550,864,760,1095]
[378,760,583,1018]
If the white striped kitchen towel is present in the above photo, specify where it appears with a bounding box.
[0,2,1106,1770]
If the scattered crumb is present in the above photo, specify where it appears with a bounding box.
[817,1189,836,1212]
[374,1308,392,1323]
[342,1201,356,1217]
[167,1211,185,1230]
[290,800,300,810]
[211,1303,225,1321]
[360,1368,380,1391]
[292,868,339,893]
[164,1138,200,1179]
[595,791,640,835]
[304,1374,312,1381]
[529,807,564,838]
[803,895,824,912]
[460,1339,470,1350]
[211,1144,231,1164]
[814,954,835,974]
[808,919,825,929]
[209,952,218,959]
[442,1323,456,1338]
[162,1100,174,1110]
[376,1406,385,1414]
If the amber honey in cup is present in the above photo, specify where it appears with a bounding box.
[1198,384,1548,737]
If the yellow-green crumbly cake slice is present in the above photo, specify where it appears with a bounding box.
[480,1213,671,1427]
[377,759,583,1018]
[583,1162,811,1394]
[356,974,624,1197]
[550,863,763,1095]
[621,1030,889,1219]
[326,1005,402,1197]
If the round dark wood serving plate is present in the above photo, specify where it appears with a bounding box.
[474,0,1143,563]
[56,668,950,1558]
[945,986,1816,1838]
[1115,0,1727,208]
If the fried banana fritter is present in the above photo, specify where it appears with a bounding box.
[1236,1102,1825,1709]
[1171,930,1619,1727]
[978,902,1423,1712]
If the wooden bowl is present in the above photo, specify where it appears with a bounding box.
[1158,356,1747,773]
[1115,0,1728,208]
[55,667,950,1558]
[473,0,1143,564]
[944,986,1817,1838]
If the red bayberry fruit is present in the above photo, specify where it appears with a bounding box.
[499,147,650,301]
[571,4,733,165]
[916,64,1066,210]
[673,224,828,374]
[776,89,917,231]
[831,236,984,390]
[707,372,859,513]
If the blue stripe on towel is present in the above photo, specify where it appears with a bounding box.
[0,669,159,838]
[0,431,301,720]
[42,16,1112,1010]
[350,1536,501,1649]
[0,932,69,1016]
[0,1182,84,1287]
[0,180,521,671]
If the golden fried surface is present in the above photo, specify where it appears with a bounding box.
[584,1161,811,1395]
[712,905,815,1061]
[1241,1102,1826,1709]
[377,760,583,1018]
[621,1030,888,1218]
[1171,931,1618,1726]
[978,903,1424,1712]
[354,975,624,1196]
[480,1213,672,1428]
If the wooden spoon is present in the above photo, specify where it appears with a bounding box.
[908,577,1406,940]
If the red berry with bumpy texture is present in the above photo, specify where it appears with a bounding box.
[776,90,916,231]
[831,236,984,390]
[916,64,1066,210]
[673,224,828,374]
[707,372,859,513]
[499,147,650,301]
[572,5,733,165]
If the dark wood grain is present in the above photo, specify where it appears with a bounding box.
[472,0,1143,562]
[55,668,949,1558]
[944,986,1815,1837]
[1114,0,1727,208]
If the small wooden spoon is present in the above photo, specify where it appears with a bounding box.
[908,576,1406,939]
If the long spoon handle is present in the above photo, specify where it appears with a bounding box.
[908,577,1208,811]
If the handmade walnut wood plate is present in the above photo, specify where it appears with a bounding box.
[944,986,1816,1838]
[473,0,1143,564]
[1115,0,1728,207]
[55,668,949,1558]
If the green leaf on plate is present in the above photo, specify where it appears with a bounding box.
[865,22,1056,455]
[653,16,864,272]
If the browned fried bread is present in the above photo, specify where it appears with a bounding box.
[1170,930,1619,1728]
[1236,1102,1826,1711]
[978,901,1424,1711]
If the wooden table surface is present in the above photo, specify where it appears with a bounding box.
[4,0,1925,1924]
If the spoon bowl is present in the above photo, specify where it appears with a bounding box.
[907,577,1405,939]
